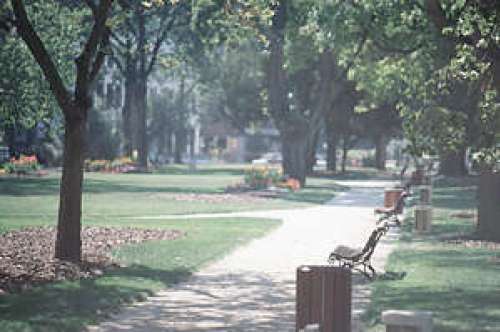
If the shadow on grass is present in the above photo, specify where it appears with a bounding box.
[432,185,477,210]
[0,175,346,206]
[365,247,500,331]
[0,265,191,332]
[0,177,221,197]
[0,177,61,196]
[364,182,500,332]
[365,285,500,332]
[433,176,479,189]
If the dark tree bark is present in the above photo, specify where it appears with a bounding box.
[121,46,137,157]
[56,115,86,261]
[122,75,135,156]
[439,148,467,176]
[326,127,338,172]
[306,129,319,175]
[281,129,309,185]
[11,0,113,262]
[477,171,500,240]
[136,76,148,167]
[136,6,149,168]
[174,128,186,164]
[341,137,349,173]
[173,74,187,164]
[375,134,387,170]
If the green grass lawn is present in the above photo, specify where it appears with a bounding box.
[0,165,343,230]
[364,178,500,332]
[0,217,281,332]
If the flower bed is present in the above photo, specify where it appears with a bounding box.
[243,166,301,191]
[84,157,138,173]
[1,155,40,175]
[244,166,282,189]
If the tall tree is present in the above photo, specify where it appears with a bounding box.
[4,0,113,261]
[265,1,365,184]
[110,1,190,167]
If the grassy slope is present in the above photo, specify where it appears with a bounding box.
[365,179,500,332]
[0,217,281,332]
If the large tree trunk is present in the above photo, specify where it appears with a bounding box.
[136,76,148,168]
[122,71,136,157]
[136,7,148,169]
[306,129,319,175]
[439,148,467,176]
[174,128,186,164]
[326,126,338,172]
[12,0,113,264]
[282,131,308,186]
[375,134,387,170]
[55,114,85,262]
[341,136,349,173]
[173,75,186,164]
[477,171,500,240]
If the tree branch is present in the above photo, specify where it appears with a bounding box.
[339,32,367,79]
[424,0,447,32]
[75,0,113,98]
[88,26,111,83]
[111,31,127,48]
[110,52,125,73]
[11,0,71,110]
[146,7,179,75]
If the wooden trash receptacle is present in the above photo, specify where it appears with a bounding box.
[296,266,351,332]
[419,186,432,205]
[384,188,404,213]
[415,205,432,232]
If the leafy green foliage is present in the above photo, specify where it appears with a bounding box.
[0,1,85,130]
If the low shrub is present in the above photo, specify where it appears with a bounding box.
[84,157,137,173]
[84,159,110,172]
[244,167,282,189]
[2,155,40,174]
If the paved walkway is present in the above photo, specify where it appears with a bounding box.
[88,180,398,332]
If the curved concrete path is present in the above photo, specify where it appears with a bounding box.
[88,180,398,332]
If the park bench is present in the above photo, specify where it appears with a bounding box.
[327,223,389,280]
[374,190,409,225]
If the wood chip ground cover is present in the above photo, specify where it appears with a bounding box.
[0,226,183,293]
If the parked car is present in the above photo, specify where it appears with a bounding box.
[251,152,282,165]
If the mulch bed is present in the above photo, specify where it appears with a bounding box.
[0,226,183,294]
